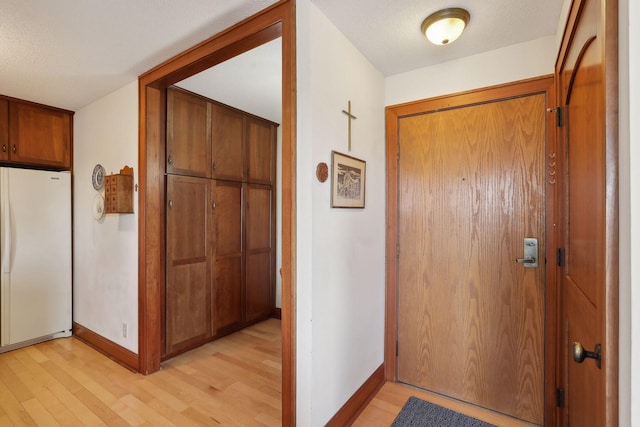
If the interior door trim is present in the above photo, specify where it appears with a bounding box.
[137,1,297,426]
[385,76,557,425]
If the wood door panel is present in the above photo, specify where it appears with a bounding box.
[397,94,545,424]
[9,102,71,168]
[167,176,210,260]
[213,180,244,333]
[246,251,272,321]
[246,185,272,250]
[166,263,211,351]
[166,88,212,178]
[565,277,602,426]
[247,117,276,184]
[563,17,603,309]
[212,105,245,181]
[166,175,212,354]
[213,257,243,332]
[246,184,274,321]
[214,181,244,254]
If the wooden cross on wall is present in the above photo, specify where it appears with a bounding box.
[342,100,357,151]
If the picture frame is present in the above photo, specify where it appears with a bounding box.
[331,151,366,208]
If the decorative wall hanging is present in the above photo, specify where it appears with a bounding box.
[92,164,106,190]
[331,151,366,208]
[316,162,329,182]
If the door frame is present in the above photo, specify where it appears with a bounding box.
[136,1,297,425]
[385,76,557,425]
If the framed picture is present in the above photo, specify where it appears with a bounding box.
[331,151,366,208]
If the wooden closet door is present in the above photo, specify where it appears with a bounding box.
[166,174,212,355]
[166,88,212,178]
[246,117,276,185]
[212,180,244,334]
[245,184,274,322]
[212,104,245,182]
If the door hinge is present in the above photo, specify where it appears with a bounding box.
[397,144,400,160]
[557,248,565,267]
[556,387,565,408]
[396,340,399,356]
[396,244,400,258]
[547,106,564,127]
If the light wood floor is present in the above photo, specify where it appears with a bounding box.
[1,319,539,427]
[0,319,281,426]
[354,381,538,427]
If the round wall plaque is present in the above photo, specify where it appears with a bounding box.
[92,164,106,190]
[316,162,328,183]
[92,193,105,220]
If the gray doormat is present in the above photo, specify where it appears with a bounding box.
[391,397,497,427]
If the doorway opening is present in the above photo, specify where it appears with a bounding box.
[137,2,296,425]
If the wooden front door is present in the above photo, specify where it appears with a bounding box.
[396,89,547,424]
[555,0,618,424]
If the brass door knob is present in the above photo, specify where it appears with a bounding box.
[572,342,601,369]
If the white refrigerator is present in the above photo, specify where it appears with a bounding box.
[0,167,72,352]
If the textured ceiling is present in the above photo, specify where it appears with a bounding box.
[0,0,278,111]
[311,0,566,76]
[0,0,565,112]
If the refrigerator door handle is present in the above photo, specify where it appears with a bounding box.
[3,206,11,273]
[1,170,11,273]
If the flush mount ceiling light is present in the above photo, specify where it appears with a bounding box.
[421,8,470,46]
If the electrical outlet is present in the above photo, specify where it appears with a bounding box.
[122,323,128,339]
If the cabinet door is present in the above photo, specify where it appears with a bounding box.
[0,100,7,161]
[212,180,244,334]
[246,117,276,185]
[166,175,212,355]
[9,102,71,168]
[167,88,212,177]
[212,105,245,181]
[245,184,274,322]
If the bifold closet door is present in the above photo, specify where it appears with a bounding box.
[165,174,213,355]
[213,180,244,334]
[245,184,274,322]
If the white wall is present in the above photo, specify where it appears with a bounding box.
[295,1,314,424]
[386,35,556,106]
[296,2,387,425]
[73,81,139,353]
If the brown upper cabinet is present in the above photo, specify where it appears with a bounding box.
[0,100,8,162]
[167,89,212,178]
[167,87,277,184]
[212,104,246,181]
[246,117,276,185]
[0,97,73,169]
